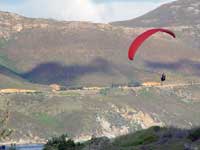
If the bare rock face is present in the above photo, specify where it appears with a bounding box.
[0,11,49,39]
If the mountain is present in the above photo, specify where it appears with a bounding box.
[0,11,200,88]
[111,0,200,27]
[0,12,137,87]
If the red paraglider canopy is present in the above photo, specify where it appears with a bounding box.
[128,28,176,60]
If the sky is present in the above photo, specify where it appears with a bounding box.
[0,0,175,23]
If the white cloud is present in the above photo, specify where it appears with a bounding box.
[0,0,175,23]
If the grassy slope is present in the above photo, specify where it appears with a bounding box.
[0,11,200,87]
[2,27,200,87]
[44,126,200,150]
[110,126,200,150]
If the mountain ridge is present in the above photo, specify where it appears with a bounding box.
[111,0,200,27]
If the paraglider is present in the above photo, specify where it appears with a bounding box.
[128,28,175,85]
[128,28,176,60]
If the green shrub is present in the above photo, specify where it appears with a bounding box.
[99,88,110,96]
[188,128,200,142]
[114,128,159,147]
[43,134,83,150]
[129,134,159,146]
[152,126,162,132]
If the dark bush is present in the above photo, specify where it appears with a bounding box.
[152,126,162,132]
[188,128,200,142]
[128,81,141,87]
[43,134,77,150]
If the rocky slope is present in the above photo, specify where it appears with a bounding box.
[0,84,200,143]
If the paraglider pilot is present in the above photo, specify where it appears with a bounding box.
[161,73,166,85]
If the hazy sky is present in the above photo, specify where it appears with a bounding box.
[0,0,175,23]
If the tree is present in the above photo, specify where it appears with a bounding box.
[43,134,77,150]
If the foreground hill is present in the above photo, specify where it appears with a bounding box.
[43,126,200,150]
[0,84,200,143]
